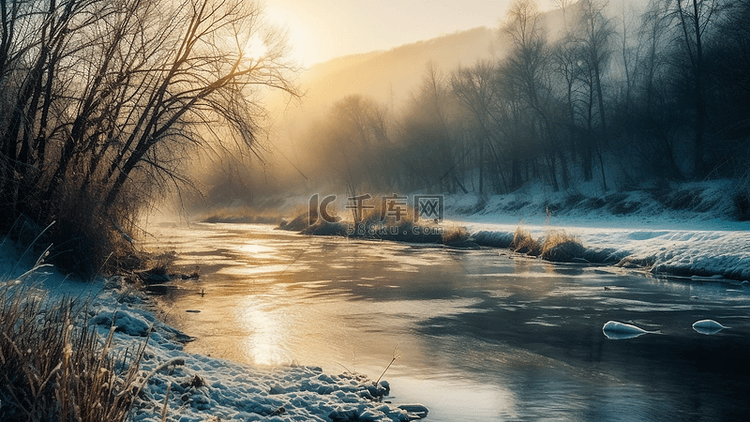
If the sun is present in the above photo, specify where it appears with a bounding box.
[263,4,314,67]
[243,35,267,61]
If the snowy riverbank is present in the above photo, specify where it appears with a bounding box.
[195,179,750,281]
[0,237,422,422]
[444,181,750,281]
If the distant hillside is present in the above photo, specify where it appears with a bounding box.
[270,3,574,137]
[268,26,499,139]
[303,26,499,107]
[260,4,576,189]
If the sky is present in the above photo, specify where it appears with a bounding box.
[263,0,558,67]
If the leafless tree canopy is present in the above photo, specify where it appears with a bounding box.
[0,0,297,273]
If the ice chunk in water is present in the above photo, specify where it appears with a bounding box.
[692,319,725,335]
[602,320,655,340]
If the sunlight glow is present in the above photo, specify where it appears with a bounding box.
[239,296,291,366]
[243,35,267,61]
[264,4,317,67]
[259,1,564,67]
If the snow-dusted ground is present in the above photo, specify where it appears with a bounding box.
[444,180,750,281]
[0,237,418,422]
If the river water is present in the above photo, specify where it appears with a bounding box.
[146,222,750,421]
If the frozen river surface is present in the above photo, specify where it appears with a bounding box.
[147,223,750,421]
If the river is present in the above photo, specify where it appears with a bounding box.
[145,222,750,421]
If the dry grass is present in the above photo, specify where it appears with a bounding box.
[199,207,281,224]
[441,226,469,245]
[0,285,144,422]
[510,227,542,256]
[281,196,446,244]
[356,196,415,228]
[351,196,441,243]
[509,227,585,261]
[540,230,585,262]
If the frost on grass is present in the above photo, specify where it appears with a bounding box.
[129,358,409,422]
[0,285,142,422]
[540,231,585,262]
[510,227,541,256]
[460,220,750,280]
[0,260,413,422]
[506,228,588,263]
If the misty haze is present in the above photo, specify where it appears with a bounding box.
[1,1,749,421]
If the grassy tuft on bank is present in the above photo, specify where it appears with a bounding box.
[0,284,144,422]
[540,230,585,262]
[280,197,449,244]
[510,227,542,256]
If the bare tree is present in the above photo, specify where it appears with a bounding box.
[451,61,510,193]
[0,0,298,273]
[566,0,614,189]
[403,63,458,192]
[660,0,727,177]
[502,0,568,190]
[309,95,395,191]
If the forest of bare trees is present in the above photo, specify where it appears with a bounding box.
[0,0,296,273]
[296,0,750,202]
[4,0,750,271]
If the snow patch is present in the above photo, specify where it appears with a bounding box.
[447,180,750,280]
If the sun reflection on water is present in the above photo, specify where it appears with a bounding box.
[238,295,292,366]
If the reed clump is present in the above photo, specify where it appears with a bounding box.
[0,285,143,422]
[510,227,542,256]
[540,230,585,262]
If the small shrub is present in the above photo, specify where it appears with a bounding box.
[20,181,148,278]
[541,230,585,262]
[510,227,541,256]
[0,285,143,422]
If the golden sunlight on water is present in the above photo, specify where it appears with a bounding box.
[238,295,290,366]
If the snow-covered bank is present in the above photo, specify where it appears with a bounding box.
[192,179,750,281]
[444,181,750,281]
[462,221,750,280]
[0,238,420,422]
